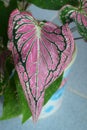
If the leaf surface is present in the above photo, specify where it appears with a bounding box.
[8,9,74,121]
[59,5,76,24]
[59,0,87,40]
[70,0,87,40]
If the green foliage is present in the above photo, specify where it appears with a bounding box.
[0,58,21,120]
[0,0,18,46]
[27,0,79,10]
[74,19,87,40]
[44,73,63,105]
[0,78,21,120]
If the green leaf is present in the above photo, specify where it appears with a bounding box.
[44,73,63,105]
[0,57,21,120]
[75,17,87,40]
[59,5,76,24]
[0,76,21,120]
[0,54,13,87]
[0,50,12,95]
[27,0,79,10]
[0,0,18,47]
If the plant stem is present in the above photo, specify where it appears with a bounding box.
[9,69,15,80]
[17,0,30,11]
[74,37,83,40]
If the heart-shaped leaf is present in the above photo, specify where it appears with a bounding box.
[8,9,74,121]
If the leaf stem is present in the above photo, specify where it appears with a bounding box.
[74,37,83,40]
[17,0,30,11]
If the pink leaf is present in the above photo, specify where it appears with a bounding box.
[70,0,87,25]
[8,9,74,121]
[70,11,87,27]
[69,0,87,40]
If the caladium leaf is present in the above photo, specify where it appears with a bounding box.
[70,0,87,40]
[60,0,87,40]
[8,9,74,121]
[81,0,87,12]
[70,11,87,40]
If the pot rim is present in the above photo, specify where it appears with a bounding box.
[65,44,77,71]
